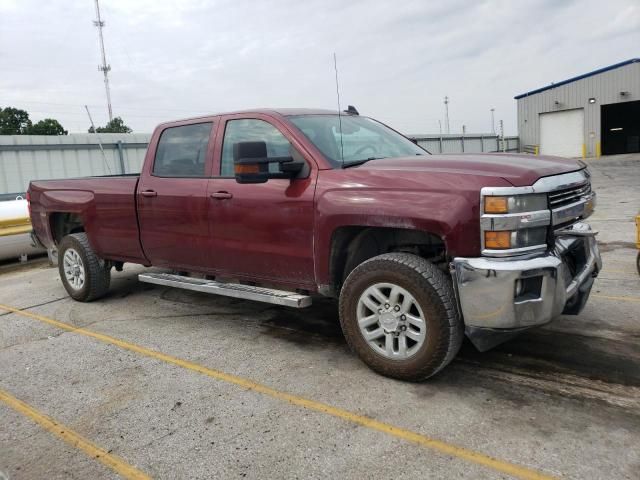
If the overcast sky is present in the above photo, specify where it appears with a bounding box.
[1,0,638,135]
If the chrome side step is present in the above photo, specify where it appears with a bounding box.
[138,273,312,308]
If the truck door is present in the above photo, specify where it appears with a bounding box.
[137,121,215,269]
[206,115,317,289]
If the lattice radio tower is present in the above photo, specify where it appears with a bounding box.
[93,0,113,122]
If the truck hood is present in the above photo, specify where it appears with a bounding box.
[353,153,584,187]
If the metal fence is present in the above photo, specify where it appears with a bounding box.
[0,132,520,198]
[0,133,151,197]
[409,134,519,154]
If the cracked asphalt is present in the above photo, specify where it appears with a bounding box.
[0,154,639,479]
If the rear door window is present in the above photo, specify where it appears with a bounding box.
[153,123,213,177]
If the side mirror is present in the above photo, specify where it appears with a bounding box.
[233,141,304,184]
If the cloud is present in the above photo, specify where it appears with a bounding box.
[1,0,638,134]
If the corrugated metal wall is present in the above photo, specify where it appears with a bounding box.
[517,61,640,157]
[0,133,151,195]
[411,134,519,154]
[0,132,520,197]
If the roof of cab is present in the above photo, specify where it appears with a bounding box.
[157,108,340,127]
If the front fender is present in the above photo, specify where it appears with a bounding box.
[314,187,480,286]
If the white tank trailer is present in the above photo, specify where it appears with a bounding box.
[0,197,46,262]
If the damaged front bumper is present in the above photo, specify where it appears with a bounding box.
[451,222,602,351]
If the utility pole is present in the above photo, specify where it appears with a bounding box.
[490,108,495,135]
[444,96,450,134]
[93,0,113,122]
[438,120,442,135]
[499,120,505,152]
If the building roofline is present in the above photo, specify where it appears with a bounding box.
[514,58,639,100]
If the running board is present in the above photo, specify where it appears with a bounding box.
[138,273,312,308]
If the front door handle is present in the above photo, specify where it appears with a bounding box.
[140,190,157,197]
[210,191,233,200]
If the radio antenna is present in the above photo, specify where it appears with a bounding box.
[333,53,344,165]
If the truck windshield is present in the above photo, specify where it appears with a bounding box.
[288,115,427,167]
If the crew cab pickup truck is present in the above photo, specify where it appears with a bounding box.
[28,108,601,380]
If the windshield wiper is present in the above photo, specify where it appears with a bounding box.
[342,157,385,168]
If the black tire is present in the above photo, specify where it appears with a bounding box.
[339,253,463,381]
[58,233,111,302]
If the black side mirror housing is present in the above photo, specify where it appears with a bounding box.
[233,141,304,184]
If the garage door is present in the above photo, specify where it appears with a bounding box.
[601,100,640,155]
[539,109,584,157]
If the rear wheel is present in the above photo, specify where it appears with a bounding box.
[58,233,111,302]
[339,253,463,381]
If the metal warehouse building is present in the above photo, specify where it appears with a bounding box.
[516,58,639,158]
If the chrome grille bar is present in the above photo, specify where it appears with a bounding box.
[548,183,591,208]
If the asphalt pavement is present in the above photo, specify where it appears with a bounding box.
[0,154,639,480]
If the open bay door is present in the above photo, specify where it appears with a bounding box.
[539,109,584,157]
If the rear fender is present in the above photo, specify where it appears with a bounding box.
[40,190,97,249]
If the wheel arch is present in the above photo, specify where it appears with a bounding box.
[326,225,448,296]
[50,212,86,245]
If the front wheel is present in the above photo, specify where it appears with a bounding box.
[339,253,463,381]
[58,233,111,302]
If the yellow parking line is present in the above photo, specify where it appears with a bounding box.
[0,388,150,480]
[0,302,555,480]
[603,258,637,265]
[601,269,636,275]
[592,294,640,303]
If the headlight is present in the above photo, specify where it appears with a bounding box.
[481,193,550,255]
[484,194,547,214]
[484,226,548,250]
[481,170,593,257]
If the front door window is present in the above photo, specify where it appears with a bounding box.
[220,119,293,177]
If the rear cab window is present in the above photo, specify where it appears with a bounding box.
[153,123,213,177]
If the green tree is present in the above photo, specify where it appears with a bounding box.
[88,116,132,133]
[29,118,68,135]
[0,107,32,134]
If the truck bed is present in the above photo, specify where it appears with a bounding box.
[28,175,148,264]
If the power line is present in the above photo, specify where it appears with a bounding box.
[19,109,186,120]
[84,105,112,174]
[5,100,213,115]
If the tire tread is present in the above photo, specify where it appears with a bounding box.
[339,253,463,381]
[59,233,110,302]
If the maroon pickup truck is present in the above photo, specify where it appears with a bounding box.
[28,108,601,380]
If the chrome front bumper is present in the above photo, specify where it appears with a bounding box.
[451,222,601,349]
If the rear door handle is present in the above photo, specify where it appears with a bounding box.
[140,190,157,197]
[210,191,233,200]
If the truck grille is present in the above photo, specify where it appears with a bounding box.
[548,183,591,209]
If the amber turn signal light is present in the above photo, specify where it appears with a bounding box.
[485,231,511,249]
[234,163,260,174]
[484,196,508,214]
